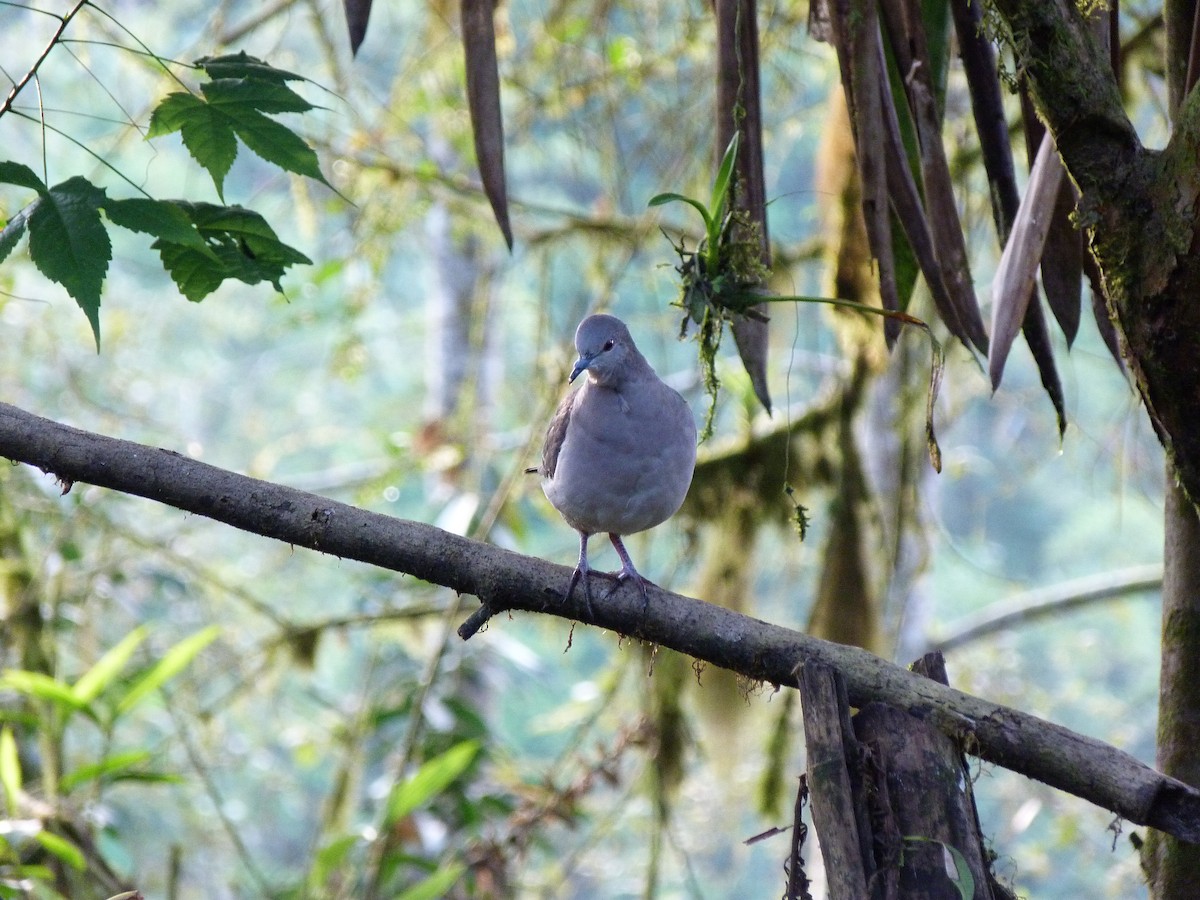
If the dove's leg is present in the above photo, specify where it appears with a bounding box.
[605,534,652,615]
[565,531,610,619]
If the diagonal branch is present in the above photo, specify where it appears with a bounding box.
[1,399,1199,842]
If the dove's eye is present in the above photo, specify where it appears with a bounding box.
[603,339,615,352]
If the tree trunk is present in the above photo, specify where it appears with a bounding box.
[800,656,1012,899]
[1145,473,1200,895]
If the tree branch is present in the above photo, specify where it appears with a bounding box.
[2,400,1199,842]
[929,564,1162,654]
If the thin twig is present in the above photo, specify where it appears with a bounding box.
[0,0,90,118]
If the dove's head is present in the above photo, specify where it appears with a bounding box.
[569,314,650,387]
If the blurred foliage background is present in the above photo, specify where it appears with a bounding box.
[0,0,1169,897]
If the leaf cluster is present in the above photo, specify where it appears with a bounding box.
[0,626,218,892]
[650,134,771,440]
[0,53,329,348]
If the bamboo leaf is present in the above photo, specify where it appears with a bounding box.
[395,863,466,900]
[72,627,149,705]
[115,626,220,716]
[60,750,153,793]
[0,727,20,813]
[384,740,480,826]
[33,832,85,871]
[1,670,89,713]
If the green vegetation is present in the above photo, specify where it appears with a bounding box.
[0,1,1169,897]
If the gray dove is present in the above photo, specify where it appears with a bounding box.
[532,314,696,615]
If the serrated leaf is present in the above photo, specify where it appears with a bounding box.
[115,626,220,716]
[0,727,20,813]
[33,832,85,872]
[102,198,215,257]
[0,202,35,265]
[202,78,315,114]
[1,670,89,712]
[195,52,305,84]
[72,627,149,705]
[146,91,199,136]
[154,202,310,301]
[384,740,480,826]
[221,105,329,186]
[0,161,46,192]
[396,863,466,900]
[149,92,238,200]
[61,750,153,793]
[27,176,110,348]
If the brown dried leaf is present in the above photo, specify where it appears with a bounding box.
[717,0,771,413]
[461,0,513,249]
[1084,251,1125,370]
[989,136,1064,390]
[882,0,988,353]
[827,0,900,348]
[344,0,372,55]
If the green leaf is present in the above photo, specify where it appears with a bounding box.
[395,863,466,900]
[115,626,220,716]
[941,842,975,900]
[0,161,47,192]
[1,670,89,712]
[102,198,215,257]
[710,130,740,218]
[647,192,713,231]
[202,78,315,115]
[384,740,481,826]
[26,176,110,348]
[902,836,975,900]
[72,626,149,705]
[0,727,20,813]
[218,103,329,186]
[0,202,35,266]
[61,750,152,793]
[309,834,359,888]
[33,831,85,871]
[154,202,310,302]
[195,52,306,84]
[148,62,331,197]
[0,865,54,889]
[149,92,239,200]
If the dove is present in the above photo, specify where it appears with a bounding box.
[532,314,696,615]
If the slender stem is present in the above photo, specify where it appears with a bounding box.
[0,0,90,119]
[8,108,153,197]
